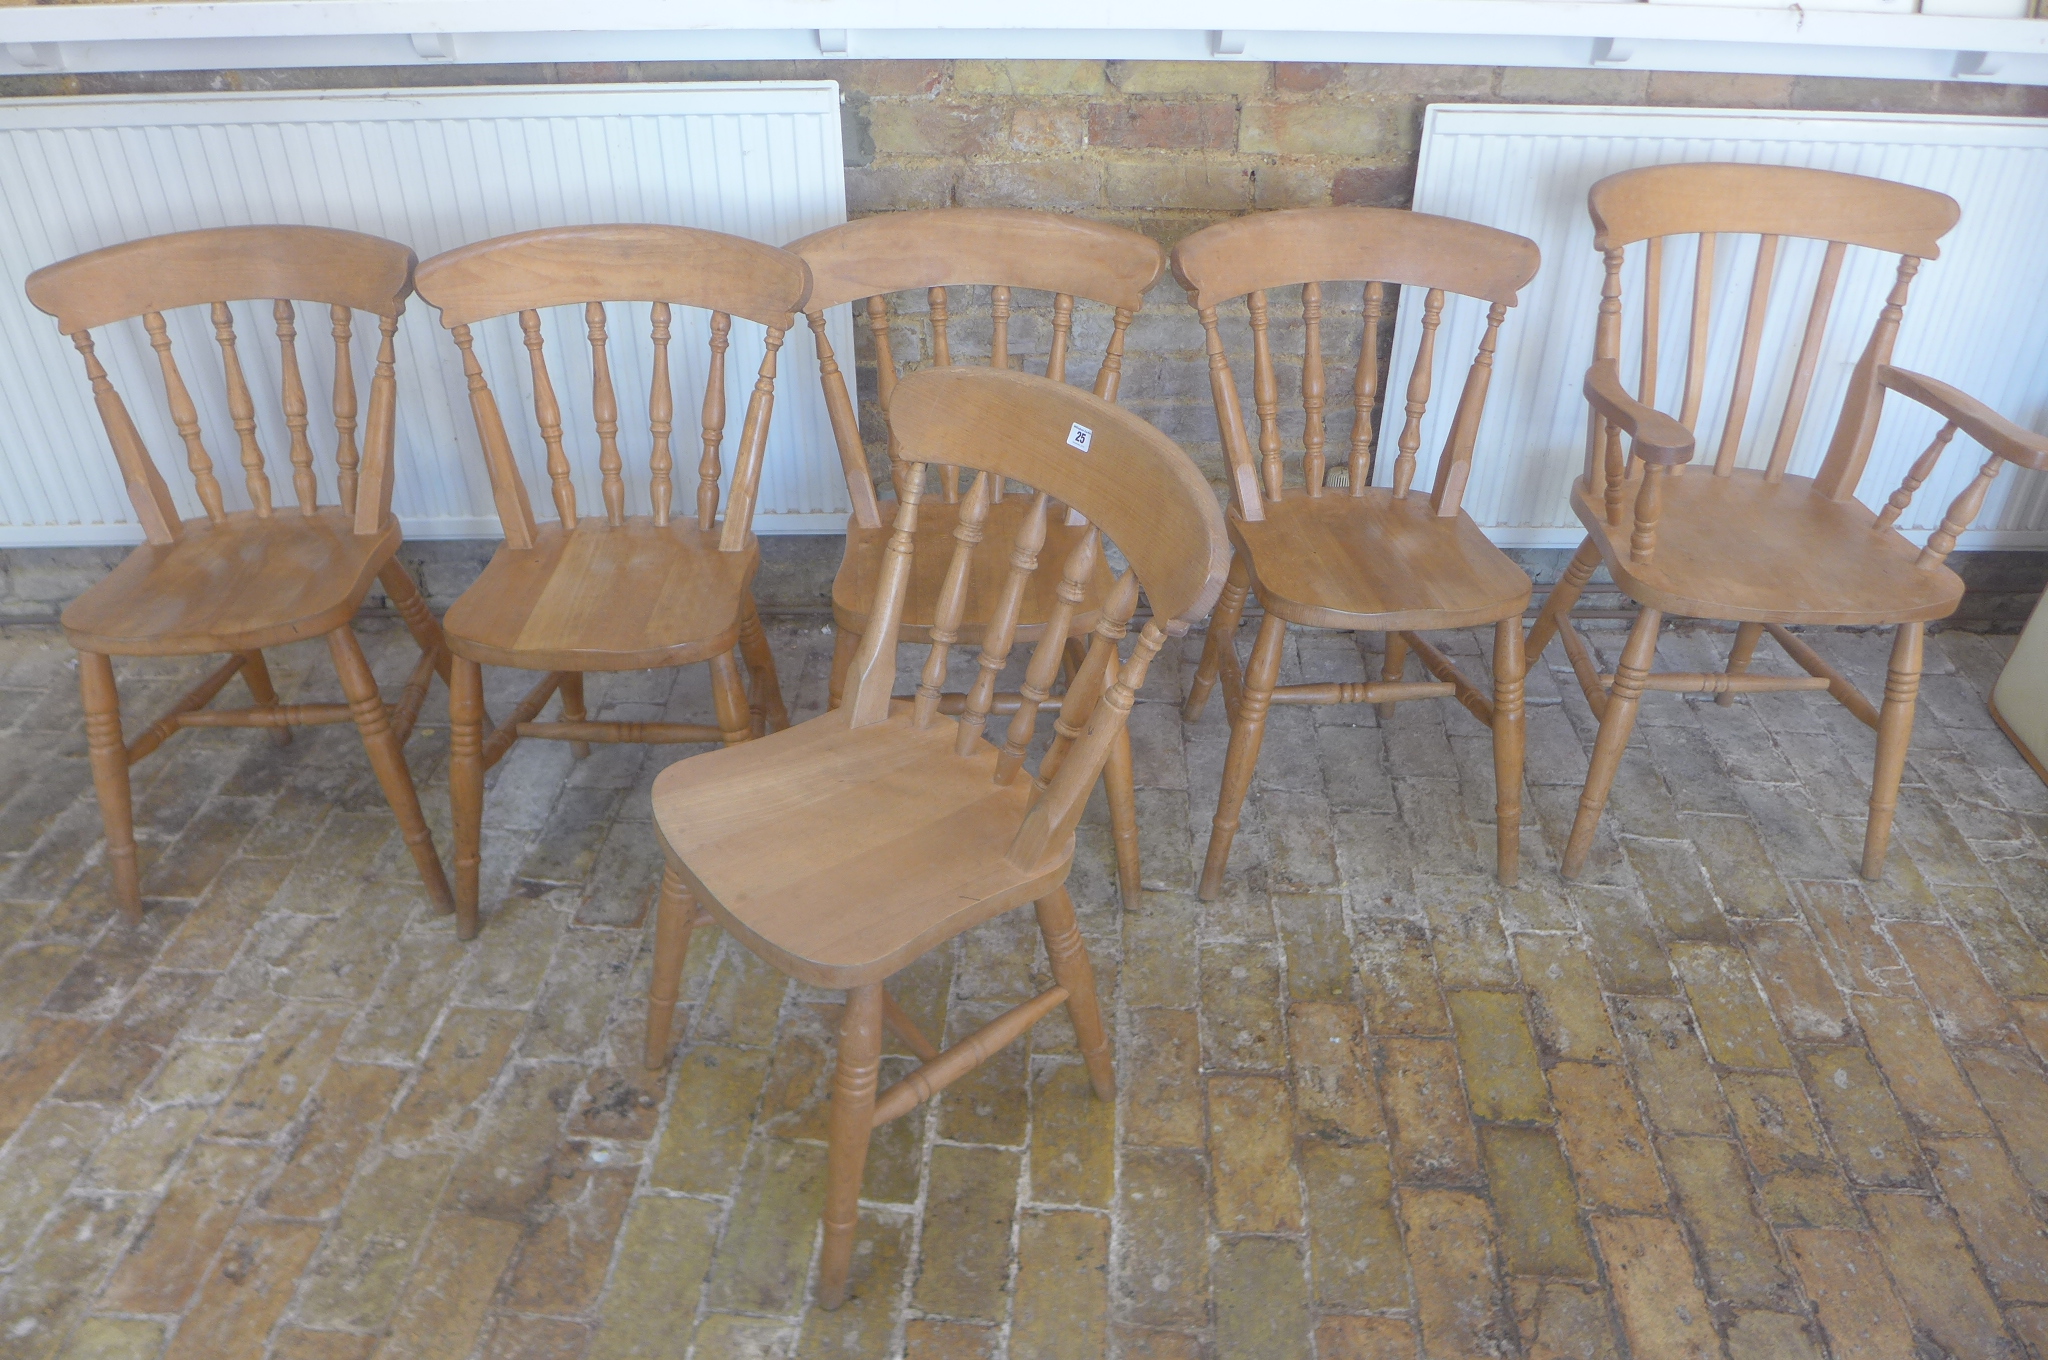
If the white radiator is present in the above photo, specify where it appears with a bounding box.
[1386,105,2048,550]
[0,83,855,546]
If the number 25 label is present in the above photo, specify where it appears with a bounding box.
[1066,423,1093,453]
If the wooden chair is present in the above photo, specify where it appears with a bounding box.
[1175,207,1542,896]
[25,226,454,923]
[789,208,1166,904]
[1523,163,2040,880]
[414,226,810,938]
[642,365,1228,1309]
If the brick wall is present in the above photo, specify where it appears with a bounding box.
[826,59,2048,494]
[2,61,2045,623]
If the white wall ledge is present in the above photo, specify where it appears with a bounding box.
[0,0,2044,84]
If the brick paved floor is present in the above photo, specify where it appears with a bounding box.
[0,612,2046,1359]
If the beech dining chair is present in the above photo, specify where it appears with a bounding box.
[641,365,1228,1309]
[1175,206,1542,895]
[414,225,811,937]
[1527,162,2045,879]
[790,207,1167,904]
[26,226,454,922]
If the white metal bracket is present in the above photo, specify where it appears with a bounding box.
[5,43,67,71]
[409,32,460,61]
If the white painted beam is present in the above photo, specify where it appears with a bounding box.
[0,0,2044,84]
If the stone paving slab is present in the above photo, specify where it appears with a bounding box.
[0,615,2044,1358]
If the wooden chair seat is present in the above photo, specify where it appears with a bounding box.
[642,366,1228,1311]
[418,223,810,937]
[62,510,401,656]
[1233,489,1532,632]
[832,498,1109,644]
[1528,162,2019,883]
[442,516,758,672]
[1172,207,1544,896]
[797,209,1168,908]
[653,703,1067,990]
[1572,468,1963,627]
[25,223,454,923]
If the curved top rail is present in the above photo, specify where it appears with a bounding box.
[1589,163,1959,256]
[27,225,415,333]
[415,223,810,329]
[790,208,1165,313]
[888,366,1228,632]
[1171,206,1540,310]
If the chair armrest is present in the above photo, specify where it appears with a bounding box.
[1584,360,1694,465]
[1879,365,2048,473]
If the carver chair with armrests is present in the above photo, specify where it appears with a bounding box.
[790,208,1167,904]
[414,225,810,937]
[26,226,454,922]
[1175,206,1543,895]
[641,365,1229,1310]
[1526,162,2045,879]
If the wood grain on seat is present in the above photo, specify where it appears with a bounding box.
[443,518,757,672]
[1233,490,1532,633]
[653,703,1062,989]
[62,511,401,656]
[1570,470,1963,627]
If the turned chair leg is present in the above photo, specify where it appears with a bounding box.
[1184,553,1249,723]
[1720,621,1767,709]
[448,655,486,940]
[78,651,142,922]
[1562,607,1662,878]
[1378,630,1411,725]
[710,650,753,748]
[827,628,858,712]
[1199,611,1287,900]
[818,982,884,1312]
[1036,885,1116,1100]
[239,650,291,747]
[329,626,454,915]
[644,864,700,1069]
[558,671,592,760]
[1492,617,1526,886]
[1525,538,1601,662]
[737,594,789,735]
[1864,621,1923,881]
[378,560,454,687]
[1105,727,1141,907]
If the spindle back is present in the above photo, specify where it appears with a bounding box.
[1584,163,1962,511]
[1170,207,1539,522]
[25,226,418,547]
[790,208,1167,526]
[413,225,812,553]
[844,366,1228,866]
